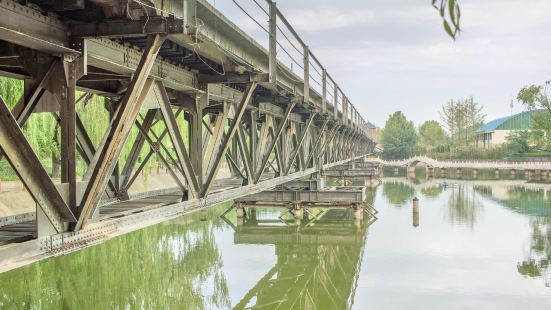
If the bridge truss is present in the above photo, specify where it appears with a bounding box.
[0,0,375,270]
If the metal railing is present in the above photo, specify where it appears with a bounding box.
[228,0,368,133]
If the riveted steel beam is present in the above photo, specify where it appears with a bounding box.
[157,81,201,198]
[202,82,258,196]
[70,16,184,38]
[76,34,166,231]
[0,96,76,232]
[255,101,296,183]
[284,113,316,175]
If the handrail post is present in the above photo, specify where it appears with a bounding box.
[268,0,277,86]
[342,95,347,122]
[303,45,310,104]
[322,68,327,114]
[333,84,338,120]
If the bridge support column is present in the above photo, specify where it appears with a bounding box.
[426,166,433,178]
[249,208,257,221]
[236,205,245,218]
[235,204,245,228]
[292,205,303,225]
[406,165,416,178]
[353,204,363,220]
[473,169,478,179]
[511,169,516,178]
[495,169,500,179]
[456,168,462,179]
[441,168,447,178]
[394,167,399,176]
[526,170,532,180]
[315,175,326,190]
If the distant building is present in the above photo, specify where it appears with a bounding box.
[366,121,380,144]
[475,110,542,148]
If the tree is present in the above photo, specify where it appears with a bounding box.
[418,120,448,151]
[505,131,533,156]
[517,81,551,150]
[440,97,485,147]
[381,111,418,159]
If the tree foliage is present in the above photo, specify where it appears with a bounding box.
[505,131,533,156]
[517,82,551,151]
[418,120,448,151]
[440,96,485,147]
[381,111,418,159]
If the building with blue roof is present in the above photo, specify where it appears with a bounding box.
[475,110,541,148]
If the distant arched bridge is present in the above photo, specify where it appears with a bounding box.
[367,156,551,171]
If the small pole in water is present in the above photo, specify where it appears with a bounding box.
[412,197,420,227]
[200,209,207,221]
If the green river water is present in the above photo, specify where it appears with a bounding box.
[1,176,551,309]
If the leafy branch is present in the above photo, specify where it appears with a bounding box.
[432,0,461,40]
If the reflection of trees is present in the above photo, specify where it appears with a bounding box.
[421,185,444,198]
[0,205,231,309]
[475,185,551,218]
[474,184,551,288]
[518,218,551,288]
[446,184,483,228]
[506,187,550,217]
[382,182,415,206]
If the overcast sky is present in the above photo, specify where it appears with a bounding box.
[207,0,551,127]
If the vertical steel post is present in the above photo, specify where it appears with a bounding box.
[268,0,277,86]
[303,46,310,105]
[333,84,338,120]
[58,60,77,211]
[322,68,327,114]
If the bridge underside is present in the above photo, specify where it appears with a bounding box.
[0,0,374,271]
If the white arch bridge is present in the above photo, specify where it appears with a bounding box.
[367,156,551,171]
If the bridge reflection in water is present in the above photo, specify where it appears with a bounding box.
[231,208,373,309]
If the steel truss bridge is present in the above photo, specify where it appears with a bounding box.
[0,0,375,271]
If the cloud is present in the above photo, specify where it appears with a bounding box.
[209,0,551,126]
[286,9,375,31]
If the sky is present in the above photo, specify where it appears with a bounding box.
[206,0,551,127]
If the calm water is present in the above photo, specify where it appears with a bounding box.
[1,177,551,309]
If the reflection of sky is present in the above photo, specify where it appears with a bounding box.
[213,225,276,307]
[353,184,551,309]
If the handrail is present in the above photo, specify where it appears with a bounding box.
[263,0,367,131]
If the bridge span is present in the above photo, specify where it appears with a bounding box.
[0,0,375,272]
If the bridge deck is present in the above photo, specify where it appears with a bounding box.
[0,221,37,246]
[0,175,274,246]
